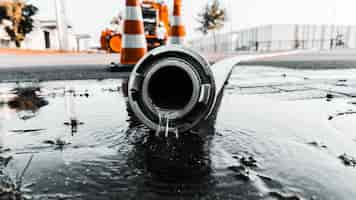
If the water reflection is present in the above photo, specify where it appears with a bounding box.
[0,85,48,122]
[8,86,48,112]
[0,79,252,199]
[124,121,216,199]
[1,68,356,199]
[122,77,219,199]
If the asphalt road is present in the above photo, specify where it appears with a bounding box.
[0,53,129,81]
[240,49,356,69]
[1,49,356,82]
[0,53,120,68]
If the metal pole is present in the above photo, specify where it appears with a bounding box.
[320,25,325,50]
[55,0,69,51]
[76,37,80,52]
[229,0,233,53]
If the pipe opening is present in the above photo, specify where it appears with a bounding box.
[148,66,194,110]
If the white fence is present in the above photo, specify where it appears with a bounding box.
[189,24,356,53]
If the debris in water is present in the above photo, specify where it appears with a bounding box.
[326,93,334,101]
[43,139,71,150]
[307,141,328,149]
[0,155,34,200]
[338,153,356,167]
[232,154,258,168]
[268,191,302,200]
[0,147,11,154]
[228,165,251,181]
[63,121,84,126]
[0,176,21,200]
[102,87,121,93]
[76,90,90,98]
[349,101,356,105]
[18,114,36,121]
[10,129,46,134]
[257,174,285,189]
[0,156,13,167]
[43,140,56,145]
[64,120,84,135]
[328,110,356,120]
[257,175,273,182]
[16,155,34,192]
[240,156,258,168]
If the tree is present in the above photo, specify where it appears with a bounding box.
[0,6,9,21]
[109,12,123,33]
[196,0,226,52]
[0,1,38,47]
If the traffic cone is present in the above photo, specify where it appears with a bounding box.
[120,0,147,66]
[168,0,186,45]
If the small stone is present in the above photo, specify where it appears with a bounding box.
[43,140,55,145]
[240,156,258,168]
[307,141,328,149]
[228,165,251,181]
[338,153,356,167]
[326,94,334,99]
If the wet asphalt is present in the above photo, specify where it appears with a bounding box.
[0,53,129,81]
[0,52,356,199]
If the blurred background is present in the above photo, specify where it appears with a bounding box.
[1,0,356,53]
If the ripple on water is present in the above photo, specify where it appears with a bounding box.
[2,78,356,200]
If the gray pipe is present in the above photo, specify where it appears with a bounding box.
[128,46,216,133]
[127,46,298,134]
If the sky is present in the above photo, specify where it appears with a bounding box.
[27,0,356,46]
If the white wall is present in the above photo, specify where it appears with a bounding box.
[21,21,46,49]
[22,27,79,51]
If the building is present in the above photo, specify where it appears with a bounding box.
[0,18,91,51]
[189,24,356,53]
[0,0,91,51]
[0,19,11,47]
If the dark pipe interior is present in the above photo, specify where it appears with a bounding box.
[148,66,194,110]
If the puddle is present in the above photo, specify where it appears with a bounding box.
[0,73,356,199]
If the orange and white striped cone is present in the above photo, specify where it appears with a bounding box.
[168,0,186,45]
[120,0,147,66]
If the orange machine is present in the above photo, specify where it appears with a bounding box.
[100,0,169,53]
